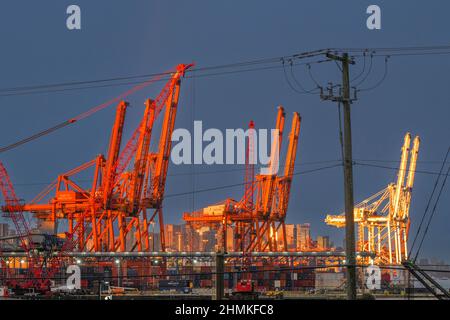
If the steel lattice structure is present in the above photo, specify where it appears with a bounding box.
[1,64,192,256]
[183,107,301,253]
[325,133,420,265]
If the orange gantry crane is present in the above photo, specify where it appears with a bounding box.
[183,107,301,253]
[325,132,420,265]
[1,63,192,254]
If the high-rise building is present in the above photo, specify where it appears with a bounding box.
[164,224,174,251]
[285,224,295,251]
[182,224,197,251]
[202,229,216,252]
[152,233,161,251]
[276,224,295,251]
[296,223,311,250]
[226,225,234,252]
[164,224,185,251]
[317,236,330,250]
[0,223,9,237]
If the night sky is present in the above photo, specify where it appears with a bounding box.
[0,1,449,261]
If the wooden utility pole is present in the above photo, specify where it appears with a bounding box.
[322,52,357,299]
[215,252,225,300]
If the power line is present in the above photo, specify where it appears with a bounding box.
[331,44,450,54]
[11,158,450,188]
[0,63,310,98]
[0,57,329,154]
[282,59,325,95]
[350,50,368,83]
[2,44,450,155]
[11,160,342,188]
[354,162,450,177]
[307,63,322,89]
[413,149,450,262]
[0,68,170,154]
[164,164,341,199]
[357,56,390,92]
[0,51,329,97]
[352,53,373,87]
[409,148,450,258]
[355,158,450,164]
[289,61,320,93]
[2,45,450,97]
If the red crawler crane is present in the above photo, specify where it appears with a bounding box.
[0,162,72,293]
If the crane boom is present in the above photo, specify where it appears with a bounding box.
[392,133,411,219]
[279,112,301,215]
[129,99,156,214]
[406,136,420,190]
[103,101,128,207]
[259,106,285,215]
[112,64,193,184]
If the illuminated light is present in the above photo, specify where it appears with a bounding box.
[115,259,120,264]
[76,259,82,264]
[20,259,25,264]
[154,260,159,264]
[193,259,198,264]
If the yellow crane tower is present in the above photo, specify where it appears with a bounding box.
[325,133,420,265]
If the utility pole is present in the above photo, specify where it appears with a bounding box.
[215,252,225,300]
[321,52,357,299]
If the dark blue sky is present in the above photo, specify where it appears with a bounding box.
[0,1,449,261]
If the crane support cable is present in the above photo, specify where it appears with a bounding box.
[0,67,175,154]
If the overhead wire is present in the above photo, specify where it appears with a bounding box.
[413,148,450,262]
[164,163,342,199]
[354,161,450,178]
[282,59,310,95]
[0,50,330,97]
[352,53,373,87]
[409,148,450,258]
[0,57,329,154]
[350,50,367,83]
[0,68,170,154]
[355,158,450,165]
[289,60,318,93]
[11,160,343,188]
[307,63,322,89]
[2,44,450,97]
[357,56,390,92]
